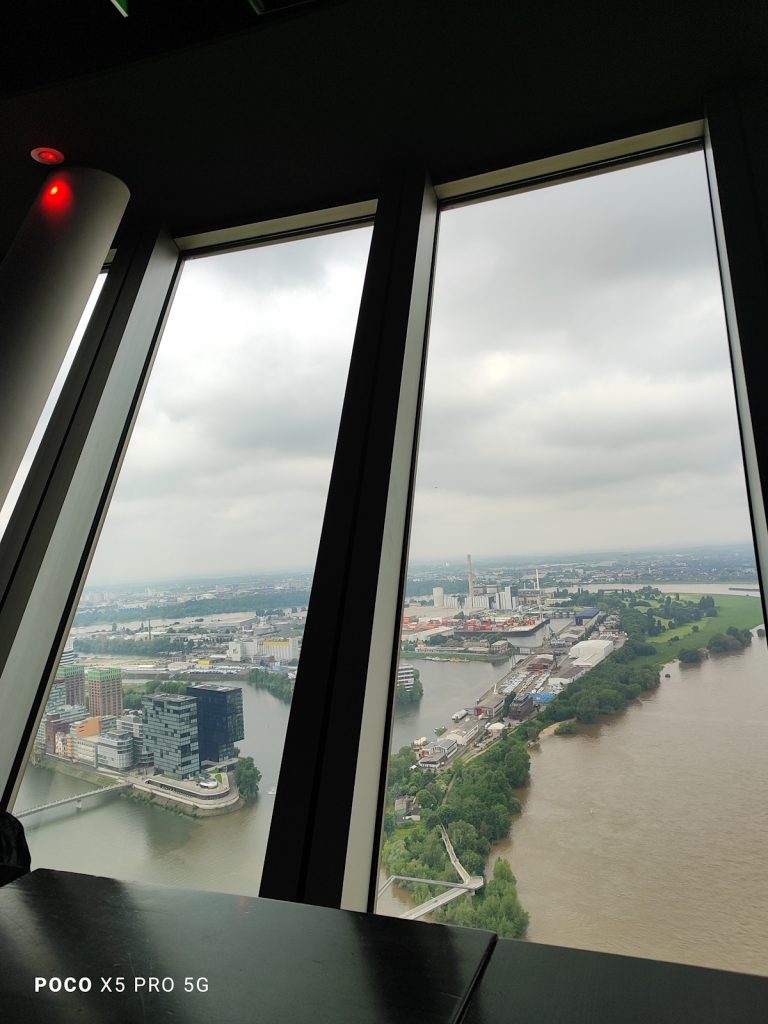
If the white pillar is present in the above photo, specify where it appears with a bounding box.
[0,166,129,507]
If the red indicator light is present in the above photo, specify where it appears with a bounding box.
[41,177,72,213]
[31,146,65,165]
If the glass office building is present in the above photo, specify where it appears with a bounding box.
[187,684,244,764]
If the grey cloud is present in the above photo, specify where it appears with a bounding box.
[86,151,752,583]
[188,225,371,295]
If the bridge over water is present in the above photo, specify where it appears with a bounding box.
[16,781,132,818]
[379,824,484,921]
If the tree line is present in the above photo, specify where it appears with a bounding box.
[246,667,294,703]
[74,591,311,627]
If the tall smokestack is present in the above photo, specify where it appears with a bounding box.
[467,554,475,599]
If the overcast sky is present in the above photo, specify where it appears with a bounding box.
[82,150,752,585]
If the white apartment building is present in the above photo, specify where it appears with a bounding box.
[397,665,416,690]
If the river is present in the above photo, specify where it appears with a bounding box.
[499,633,768,976]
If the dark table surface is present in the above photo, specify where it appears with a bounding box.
[464,935,768,1024]
[0,869,495,1023]
[3,869,768,1023]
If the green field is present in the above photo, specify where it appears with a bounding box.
[642,593,763,667]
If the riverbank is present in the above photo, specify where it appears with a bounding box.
[403,651,510,665]
[36,755,245,817]
[38,756,117,788]
[495,636,768,974]
[127,783,244,817]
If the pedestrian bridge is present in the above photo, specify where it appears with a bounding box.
[16,781,132,818]
[378,824,484,921]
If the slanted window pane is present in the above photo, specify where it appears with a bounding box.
[376,151,768,977]
[13,225,371,896]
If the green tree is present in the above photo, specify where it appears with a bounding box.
[436,858,529,938]
[678,648,702,664]
[575,692,599,723]
[555,720,577,735]
[234,756,262,801]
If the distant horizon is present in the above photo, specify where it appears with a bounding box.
[83,539,758,590]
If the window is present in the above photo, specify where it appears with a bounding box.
[12,224,372,896]
[376,149,768,976]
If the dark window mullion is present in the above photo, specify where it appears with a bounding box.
[705,86,768,626]
[261,171,438,909]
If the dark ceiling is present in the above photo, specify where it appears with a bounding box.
[1,0,767,256]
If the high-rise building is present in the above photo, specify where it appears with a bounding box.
[87,668,124,718]
[186,684,244,763]
[141,694,200,779]
[56,664,85,707]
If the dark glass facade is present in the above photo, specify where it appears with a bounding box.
[187,684,245,763]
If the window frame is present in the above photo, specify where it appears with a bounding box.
[2,108,766,921]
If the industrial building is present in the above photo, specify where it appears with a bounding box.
[227,636,301,662]
[574,607,600,625]
[570,639,615,668]
[509,693,535,721]
[1,2,768,1017]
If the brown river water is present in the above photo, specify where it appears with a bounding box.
[499,635,768,975]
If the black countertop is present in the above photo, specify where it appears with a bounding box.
[0,869,494,1023]
[3,869,768,1023]
[464,935,768,1024]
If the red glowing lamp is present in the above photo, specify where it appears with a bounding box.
[31,147,65,165]
[41,177,73,213]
